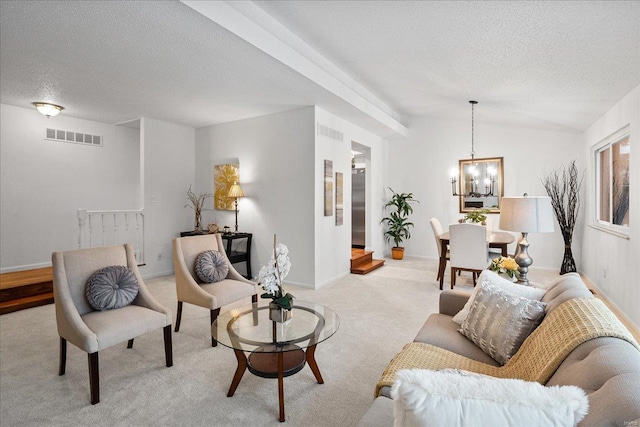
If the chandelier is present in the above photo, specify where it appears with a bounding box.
[451,101,496,197]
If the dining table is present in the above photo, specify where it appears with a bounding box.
[437,230,515,290]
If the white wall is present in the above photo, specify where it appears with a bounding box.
[0,104,139,271]
[387,116,584,270]
[195,107,316,287]
[582,85,639,328]
[314,107,389,286]
[139,117,196,278]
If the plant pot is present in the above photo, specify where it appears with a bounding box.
[269,302,292,323]
[391,247,404,260]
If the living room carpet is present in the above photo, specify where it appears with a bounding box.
[0,257,559,426]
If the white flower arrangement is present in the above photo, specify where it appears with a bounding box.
[256,235,294,310]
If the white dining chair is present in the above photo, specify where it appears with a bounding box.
[449,223,499,289]
[430,218,448,283]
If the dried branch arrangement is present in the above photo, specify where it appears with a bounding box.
[541,160,583,274]
[185,185,213,232]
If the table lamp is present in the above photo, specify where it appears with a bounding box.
[227,182,245,233]
[499,194,554,285]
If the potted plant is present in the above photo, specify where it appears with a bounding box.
[185,185,213,232]
[460,208,490,224]
[381,188,419,260]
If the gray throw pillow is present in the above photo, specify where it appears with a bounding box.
[459,281,547,365]
[195,250,229,283]
[86,265,139,311]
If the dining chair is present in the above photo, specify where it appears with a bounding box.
[52,244,173,404]
[449,223,499,289]
[430,218,448,283]
[484,216,503,256]
[172,233,257,347]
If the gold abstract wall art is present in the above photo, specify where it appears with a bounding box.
[214,163,239,211]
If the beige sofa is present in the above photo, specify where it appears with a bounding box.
[357,274,640,426]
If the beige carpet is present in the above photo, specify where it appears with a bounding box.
[0,257,560,426]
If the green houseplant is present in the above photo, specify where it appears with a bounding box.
[461,208,490,224]
[381,188,419,260]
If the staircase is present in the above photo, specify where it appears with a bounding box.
[350,248,384,275]
[0,267,54,315]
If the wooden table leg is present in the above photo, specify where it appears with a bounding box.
[501,244,508,257]
[305,344,324,384]
[278,352,285,422]
[227,349,247,397]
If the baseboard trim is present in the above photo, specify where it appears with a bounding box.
[0,262,51,274]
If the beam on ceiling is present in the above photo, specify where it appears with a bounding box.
[181,0,408,137]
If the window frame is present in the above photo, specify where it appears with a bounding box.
[591,125,630,238]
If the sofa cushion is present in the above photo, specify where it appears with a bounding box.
[452,270,545,325]
[391,369,589,427]
[460,282,547,364]
[85,265,139,311]
[195,250,229,283]
[546,337,640,427]
[541,272,592,314]
[414,313,500,366]
[355,396,394,427]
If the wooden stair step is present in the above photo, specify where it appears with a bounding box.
[0,292,54,315]
[351,249,373,269]
[0,267,54,314]
[350,259,385,275]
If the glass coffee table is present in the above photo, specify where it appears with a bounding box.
[212,300,339,422]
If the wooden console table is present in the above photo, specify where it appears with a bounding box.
[179,231,252,279]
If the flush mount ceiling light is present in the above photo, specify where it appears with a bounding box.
[32,102,64,118]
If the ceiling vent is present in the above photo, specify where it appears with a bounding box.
[45,128,103,147]
[317,123,344,142]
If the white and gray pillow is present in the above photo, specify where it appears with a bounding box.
[195,250,229,283]
[452,269,546,325]
[459,281,547,365]
[86,265,139,311]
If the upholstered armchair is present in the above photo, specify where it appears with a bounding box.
[52,244,173,405]
[172,233,257,347]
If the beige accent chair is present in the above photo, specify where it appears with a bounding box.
[172,233,257,346]
[429,218,449,285]
[449,223,499,289]
[52,244,173,405]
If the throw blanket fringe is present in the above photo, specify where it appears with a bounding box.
[375,297,639,397]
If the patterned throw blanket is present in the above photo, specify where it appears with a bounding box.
[375,297,640,397]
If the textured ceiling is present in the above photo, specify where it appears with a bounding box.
[1,1,639,136]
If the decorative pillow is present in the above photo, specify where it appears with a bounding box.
[452,269,545,325]
[460,282,547,364]
[391,369,589,427]
[86,265,139,311]
[195,250,229,283]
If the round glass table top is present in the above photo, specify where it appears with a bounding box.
[212,300,340,353]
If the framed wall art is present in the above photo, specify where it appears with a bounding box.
[214,163,239,210]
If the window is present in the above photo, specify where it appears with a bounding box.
[593,126,630,236]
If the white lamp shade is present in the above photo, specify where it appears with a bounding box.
[499,196,554,233]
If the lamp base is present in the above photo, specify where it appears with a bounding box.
[514,232,533,286]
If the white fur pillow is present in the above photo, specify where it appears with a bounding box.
[391,369,589,427]
[452,270,545,325]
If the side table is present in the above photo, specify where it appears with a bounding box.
[179,231,252,279]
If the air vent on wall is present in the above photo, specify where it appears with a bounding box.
[45,128,103,147]
[317,123,344,142]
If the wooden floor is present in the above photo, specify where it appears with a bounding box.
[0,267,54,314]
[350,248,384,274]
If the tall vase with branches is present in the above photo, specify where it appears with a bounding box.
[541,160,583,274]
[185,185,213,232]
